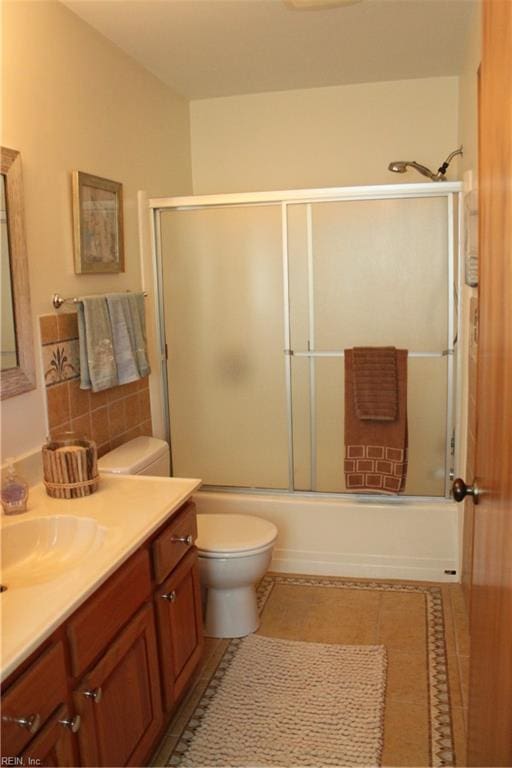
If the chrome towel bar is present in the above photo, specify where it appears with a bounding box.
[52,291,148,310]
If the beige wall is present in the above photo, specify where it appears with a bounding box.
[458,1,481,175]
[1,1,192,462]
[190,76,460,194]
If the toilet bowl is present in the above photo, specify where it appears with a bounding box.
[196,513,278,638]
[98,441,276,638]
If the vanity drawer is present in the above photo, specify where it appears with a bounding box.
[1,641,68,757]
[153,502,197,584]
[67,549,152,677]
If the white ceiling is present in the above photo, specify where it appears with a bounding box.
[63,0,476,100]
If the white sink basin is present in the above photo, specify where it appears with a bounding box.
[1,516,106,588]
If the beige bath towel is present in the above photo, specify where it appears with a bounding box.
[345,348,408,494]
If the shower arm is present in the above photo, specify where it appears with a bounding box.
[435,146,464,180]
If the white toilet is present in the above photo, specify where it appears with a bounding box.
[98,437,277,639]
[98,436,170,476]
[196,513,278,639]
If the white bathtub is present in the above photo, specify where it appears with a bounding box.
[193,491,460,583]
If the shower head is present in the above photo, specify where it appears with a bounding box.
[388,161,408,174]
[387,146,463,182]
[387,160,439,180]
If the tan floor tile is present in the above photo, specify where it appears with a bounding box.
[459,655,470,710]
[380,591,426,613]
[258,584,381,644]
[382,700,430,767]
[449,586,470,657]
[150,730,180,767]
[167,672,214,737]
[452,705,468,767]
[199,637,230,679]
[450,585,469,626]
[386,650,428,705]
[455,626,470,658]
[447,651,464,709]
[150,679,208,765]
[443,590,461,672]
[378,605,427,652]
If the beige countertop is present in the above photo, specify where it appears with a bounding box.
[0,473,201,682]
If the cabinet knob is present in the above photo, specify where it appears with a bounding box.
[2,713,41,733]
[171,534,193,546]
[161,590,177,602]
[58,714,81,733]
[82,687,102,703]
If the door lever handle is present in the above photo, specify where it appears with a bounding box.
[452,478,480,504]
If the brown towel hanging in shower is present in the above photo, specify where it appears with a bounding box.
[344,347,408,494]
[352,346,398,420]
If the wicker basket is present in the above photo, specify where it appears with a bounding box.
[42,432,99,499]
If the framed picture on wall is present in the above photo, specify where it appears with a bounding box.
[72,171,125,274]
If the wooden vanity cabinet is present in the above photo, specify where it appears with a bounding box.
[1,498,204,768]
[74,603,163,767]
[155,548,204,711]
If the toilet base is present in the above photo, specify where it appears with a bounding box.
[204,585,260,638]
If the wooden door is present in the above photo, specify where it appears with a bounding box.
[20,706,76,767]
[74,603,163,767]
[468,0,512,764]
[155,549,204,711]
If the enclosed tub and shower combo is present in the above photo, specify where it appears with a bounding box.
[146,181,465,632]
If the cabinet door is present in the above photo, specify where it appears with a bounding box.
[74,602,163,767]
[1,642,68,757]
[155,548,204,711]
[20,706,76,768]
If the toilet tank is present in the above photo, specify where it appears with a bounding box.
[98,436,170,477]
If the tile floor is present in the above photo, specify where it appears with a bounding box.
[151,575,470,767]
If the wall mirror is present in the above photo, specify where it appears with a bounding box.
[1,147,35,399]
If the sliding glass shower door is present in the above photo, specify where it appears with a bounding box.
[160,205,289,489]
[288,197,450,496]
[156,187,457,497]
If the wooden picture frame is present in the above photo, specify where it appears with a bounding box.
[72,171,125,274]
[0,147,36,400]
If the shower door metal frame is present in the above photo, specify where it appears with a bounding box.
[150,181,462,499]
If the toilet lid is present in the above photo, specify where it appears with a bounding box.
[196,514,277,553]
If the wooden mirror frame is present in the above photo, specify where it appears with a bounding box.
[1,147,35,399]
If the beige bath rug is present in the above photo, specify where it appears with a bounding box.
[169,634,386,767]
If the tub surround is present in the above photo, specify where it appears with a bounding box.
[0,473,201,681]
[194,491,460,583]
[39,313,152,457]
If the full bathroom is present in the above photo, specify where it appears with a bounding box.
[1,1,511,767]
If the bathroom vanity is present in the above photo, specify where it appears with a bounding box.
[0,474,203,767]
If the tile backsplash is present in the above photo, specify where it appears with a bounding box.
[40,313,152,457]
